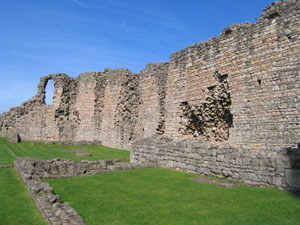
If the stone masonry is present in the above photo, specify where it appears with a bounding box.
[1,1,300,189]
[14,157,155,225]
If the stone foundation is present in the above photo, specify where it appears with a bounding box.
[14,157,155,225]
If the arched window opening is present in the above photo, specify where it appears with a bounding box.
[45,79,54,105]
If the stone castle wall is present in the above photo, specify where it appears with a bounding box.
[131,136,300,190]
[0,0,300,189]
[164,1,300,152]
[0,64,169,150]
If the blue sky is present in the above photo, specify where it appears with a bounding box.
[0,0,274,112]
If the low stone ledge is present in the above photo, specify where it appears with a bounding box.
[64,149,90,153]
[14,158,86,225]
[131,137,300,191]
[76,153,92,157]
[0,164,13,168]
[59,140,102,146]
[108,162,156,171]
[14,157,155,225]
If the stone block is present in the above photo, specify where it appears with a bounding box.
[273,177,282,187]
[76,153,92,157]
[286,169,300,189]
[9,132,21,143]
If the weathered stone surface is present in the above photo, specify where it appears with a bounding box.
[9,132,21,143]
[76,153,92,157]
[0,164,13,168]
[190,177,238,188]
[286,169,300,189]
[64,149,90,153]
[59,140,101,146]
[131,136,300,190]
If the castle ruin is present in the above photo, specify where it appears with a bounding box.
[1,0,300,190]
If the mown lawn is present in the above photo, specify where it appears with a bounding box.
[0,137,129,165]
[47,168,300,225]
[0,168,48,225]
[0,137,130,225]
[0,139,15,165]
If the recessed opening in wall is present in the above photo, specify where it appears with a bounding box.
[45,79,54,105]
[257,79,262,85]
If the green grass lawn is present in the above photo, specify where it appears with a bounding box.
[0,137,130,225]
[1,137,300,225]
[47,168,300,225]
[0,137,129,165]
[0,168,48,225]
[0,139,15,165]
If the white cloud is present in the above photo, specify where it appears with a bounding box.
[72,0,89,9]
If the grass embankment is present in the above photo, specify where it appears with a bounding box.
[0,168,48,225]
[0,137,129,164]
[47,168,300,225]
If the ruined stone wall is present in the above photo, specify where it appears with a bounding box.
[14,157,155,225]
[139,63,169,137]
[74,72,98,142]
[131,136,300,190]
[0,64,169,150]
[0,1,299,163]
[164,0,300,153]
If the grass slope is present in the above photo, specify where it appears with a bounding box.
[47,168,300,225]
[0,168,48,225]
[0,137,129,165]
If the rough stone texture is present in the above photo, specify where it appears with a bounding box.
[178,72,232,141]
[59,140,101,146]
[75,153,92,157]
[189,177,238,188]
[131,136,300,190]
[164,1,300,151]
[1,1,300,189]
[0,164,13,168]
[14,157,155,225]
[14,157,86,225]
[9,131,21,143]
[286,169,300,188]
[64,149,90,153]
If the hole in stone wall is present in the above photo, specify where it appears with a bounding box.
[267,11,280,20]
[179,72,233,142]
[257,79,262,85]
[45,79,54,105]
[224,29,232,35]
